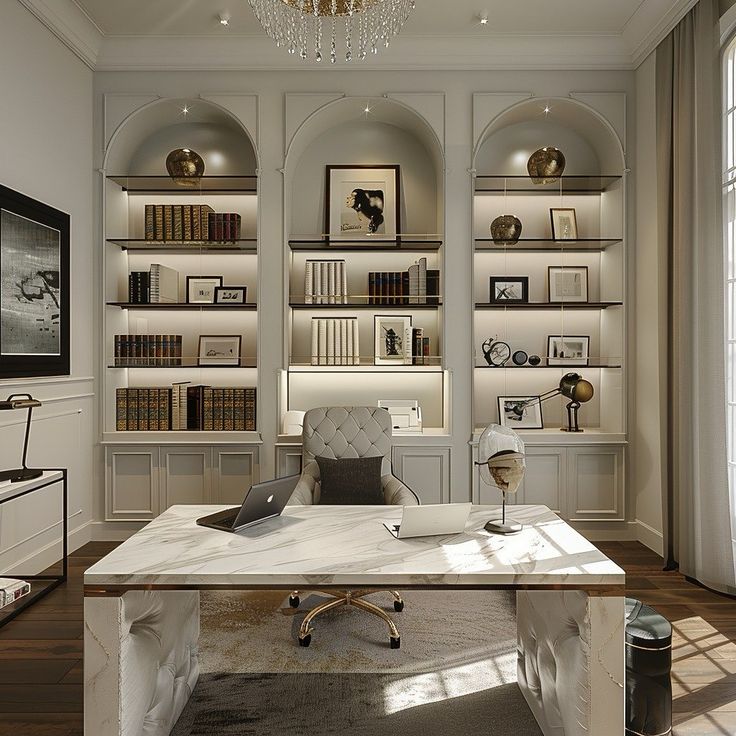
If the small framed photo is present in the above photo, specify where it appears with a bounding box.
[489,276,529,303]
[548,266,588,303]
[550,208,578,240]
[374,314,412,365]
[326,165,401,242]
[214,286,247,304]
[497,395,544,429]
[547,335,590,366]
[187,276,223,304]
[198,334,242,366]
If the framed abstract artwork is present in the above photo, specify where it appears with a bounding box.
[0,184,70,378]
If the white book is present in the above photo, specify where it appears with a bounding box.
[334,261,342,304]
[320,262,329,304]
[404,326,414,365]
[339,318,348,366]
[327,261,336,305]
[313,261,322,304]
[149,264,179,303]
[352,317,360,365]
[304,261,314,305]
[327,319,335,365]
[318,319,327,365]
[418,257,427,304]
[340,261,348,304]
[310,318,319,366]
[0,577,31,610]
[334,317,343,365]
[408,263,419,305]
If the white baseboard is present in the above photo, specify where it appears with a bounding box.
[635,518,663,556]
[90,520,147,541]
[570,520,638,541]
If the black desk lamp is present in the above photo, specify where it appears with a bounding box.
[534,372,594,432]
[0,394,43,483]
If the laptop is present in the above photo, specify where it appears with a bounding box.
[196,474,300,533]
[383,503,472,539]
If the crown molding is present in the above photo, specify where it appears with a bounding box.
[18,0,102,69]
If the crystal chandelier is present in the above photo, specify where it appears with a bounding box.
[248,0,416,63]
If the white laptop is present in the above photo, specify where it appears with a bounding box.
[384,503,472,539]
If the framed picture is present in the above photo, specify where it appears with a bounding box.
[547,335,590,366]
[326,165,400,242]
[0,184,70,378]
[497,395,544,429]
[373,314,412,365]
[489,276,529,303]
[547,266,588,303]
[214,286,247,304]
[198,335,242,366]
[550,208,578,240]
[187,276,223,304]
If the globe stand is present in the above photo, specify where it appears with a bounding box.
[484,492,522,535]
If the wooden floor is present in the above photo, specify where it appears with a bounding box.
[0,540,734,735]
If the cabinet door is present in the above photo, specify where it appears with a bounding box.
[391,446,450,504]
[516,447,565,514]
[567,446,624,521]
[160,446,211,509]
[212,446,259,504]
[276,444,303,478]
[106,446,159,521]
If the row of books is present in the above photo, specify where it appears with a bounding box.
[128,264,179,304]
[114,334,183,366]
[144,204,242,242]
[410,327,432,366]
[310,318,360,365]
[116,386,256,431]
[304,259,348,304]
[368,258,440,305]
[0,578,30,611]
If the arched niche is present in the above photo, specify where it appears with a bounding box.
[104,98,257,176]
[286,97,444,236]
[474,97,624,175]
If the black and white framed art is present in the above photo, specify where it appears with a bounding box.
[373,314,412,365]
[547,266,588,303]
[497,395,544,429]
[489,276,529,303]
[186,276,223,304]
[0,184,70,378]
[549,207,578,240]
[198,334,242,366]
[547,335,590,366]
[214,286,247,304]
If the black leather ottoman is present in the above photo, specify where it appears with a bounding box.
[625,598,673,735]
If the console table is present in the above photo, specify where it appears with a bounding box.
[84,504,625,736]
[0,469,67,627]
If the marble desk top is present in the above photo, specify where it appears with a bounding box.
[84,504,624,590]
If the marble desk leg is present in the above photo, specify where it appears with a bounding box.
[84,590,200,736]
[517,590,625,736]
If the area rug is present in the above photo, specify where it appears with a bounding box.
[171,590,542,736]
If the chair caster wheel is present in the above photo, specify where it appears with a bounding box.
[289,595,300,608]
[393,600,404,612]
[298,634,312,647]
[390,636,401,649]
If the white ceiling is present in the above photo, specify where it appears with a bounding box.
[18,0,699,70]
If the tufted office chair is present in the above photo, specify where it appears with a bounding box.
[286,406,419,649]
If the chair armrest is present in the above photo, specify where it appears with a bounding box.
[286,461,319,505]
[382,474,420,505]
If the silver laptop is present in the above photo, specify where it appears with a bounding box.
[196,474,300,533]
[384,503,472,539]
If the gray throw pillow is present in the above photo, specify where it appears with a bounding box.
[316,455,384,505]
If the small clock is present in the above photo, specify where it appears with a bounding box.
[488,340,511,366]
[512,350,528,366]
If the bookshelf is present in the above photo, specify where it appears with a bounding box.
[101,100,261,521]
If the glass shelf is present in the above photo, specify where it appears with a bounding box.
[107,238,257,252]
[109,360,257,369]
[289,235,442,251]
[474,175,622,194]
[474,361,622,369]
[474,238,622,252]
[106,175,257,194]
[107,302,258,310]
[288,362,444,372]
[289,298,442,309]
[475,302,623,310]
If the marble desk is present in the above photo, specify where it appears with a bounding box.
[84,505,626,736]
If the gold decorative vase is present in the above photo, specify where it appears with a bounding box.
[490,215,522,244]
[166,148,205,188]
[527,147,566,185]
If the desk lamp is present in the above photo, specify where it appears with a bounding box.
[475,424,525,534]
[535,372,594,432]
[0,394,43,483]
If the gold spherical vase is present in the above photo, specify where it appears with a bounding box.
[527,147,566,185]
[490,215,522,245]
[166,148,205,188]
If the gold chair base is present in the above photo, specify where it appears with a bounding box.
[291,590,403,648]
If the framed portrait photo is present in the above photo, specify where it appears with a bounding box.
[198,334,242,366]
[214,286,247,304]
[497,395,543,429]
[550,208,578,240]
[326,165,400,242]
[0,184,70,378]
[547,335,590,366]
[547,266,588,303]
[489,276,529,304]
[373,314,412,365]
[187,276,223,304]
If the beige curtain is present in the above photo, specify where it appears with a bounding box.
[656,0,736,593]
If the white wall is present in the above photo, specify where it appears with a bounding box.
[0,1,94,572]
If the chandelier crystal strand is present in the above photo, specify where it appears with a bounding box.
[248,0,415,62]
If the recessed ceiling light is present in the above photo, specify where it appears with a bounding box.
[219,13,230,26]
[181,105,190,116]
[479,11,489,25]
